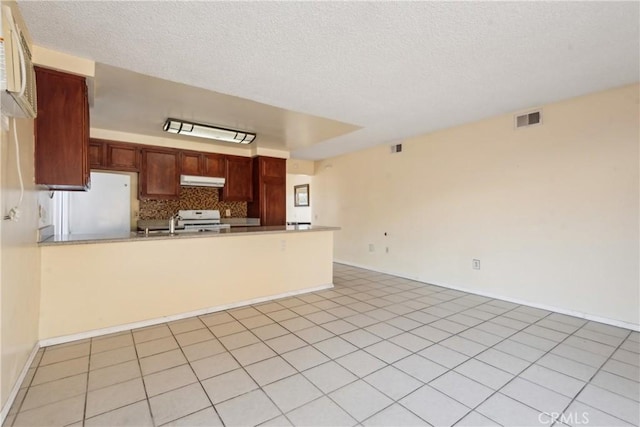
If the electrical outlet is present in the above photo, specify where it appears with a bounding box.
[368,244,375,252]
[225,209,231,217]
[281,240,286,251]
[472,259,481,270]
[385,247,389,254]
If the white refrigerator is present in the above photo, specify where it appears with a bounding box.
[55,171,131,235]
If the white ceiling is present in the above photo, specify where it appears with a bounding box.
[18,1,640,160]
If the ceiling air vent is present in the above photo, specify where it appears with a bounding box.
[390,143,403,153]
[515,110,542,129]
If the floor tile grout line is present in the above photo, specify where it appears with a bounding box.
[80,337,93,427]
[389,303,558,426]
[592,360,640,386]
[264,279,521,425]
[81,344,148,422]
[298,270,616,412]
[10,352,90,421]
[458,309,628,425]
[397,302,560,423]
[5,348,45,426]
[128,329,157,427]
[214,282,447,425]
[190,315,293,426]
[554,328,637,425]
[163,316,230,427]
[335,273,510,425]
[30,354,131,391]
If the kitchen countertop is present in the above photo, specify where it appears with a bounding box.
[39,225,340,246]
[137,217,261,231]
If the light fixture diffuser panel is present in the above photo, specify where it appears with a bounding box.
[162,118,256,144]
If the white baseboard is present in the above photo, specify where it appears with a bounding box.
[1,343,40,425]
[334,259,640,332]
[40,283,334,347]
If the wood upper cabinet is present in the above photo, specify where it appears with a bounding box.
[139,148,180,200]
[107,143,139,171]
[89,139,140,172]
[180,151,201,175]
[248,156,286,226]
[221,155,253,202]
[35,67,90,190]
[203,153,225,177]
[89,140,105,169]
[180,151,225,177]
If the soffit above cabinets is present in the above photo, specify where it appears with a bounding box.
[90,64,361,153]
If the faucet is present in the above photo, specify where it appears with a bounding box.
[169,214,178,234]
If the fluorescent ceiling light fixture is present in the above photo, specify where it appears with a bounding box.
[163,118,256,144]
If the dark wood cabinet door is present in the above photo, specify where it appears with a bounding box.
[203,153,225,177]
[83,86,90,187]
[140,148,180,200]
[89,140,105,169]
[247,156,286,225]
[34,67,89,190]
[89,139,139,172]
[180,152,202,175]
[222,155,253,201]
[262,157,286,179]
[107,143,139,171]
[261,179,286,226]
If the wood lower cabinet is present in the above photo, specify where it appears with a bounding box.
[248,156,286,226]
[35,67,90,190]
[222,155,253,201]
[139,148,180,200]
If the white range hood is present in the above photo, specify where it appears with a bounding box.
[180,175,225,188]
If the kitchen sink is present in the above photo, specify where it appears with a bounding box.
[138,228,223,236]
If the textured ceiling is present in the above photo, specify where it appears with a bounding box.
[18,1,640,160]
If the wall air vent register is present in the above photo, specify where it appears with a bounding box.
[515,110,542,129]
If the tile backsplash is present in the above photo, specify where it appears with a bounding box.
[139,187,247,220]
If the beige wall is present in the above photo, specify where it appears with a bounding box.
[0,1,42,410]
[313,84,640,328]
[39,231,334,340]
[287,159,315,175]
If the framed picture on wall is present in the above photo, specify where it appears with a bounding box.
[294,184,310,207]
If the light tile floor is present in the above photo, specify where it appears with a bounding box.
[4,263,639,427]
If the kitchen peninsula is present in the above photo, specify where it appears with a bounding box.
[38,226,338,343]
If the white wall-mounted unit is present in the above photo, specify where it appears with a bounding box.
[180,174,225,188]
[0,5,37,119]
